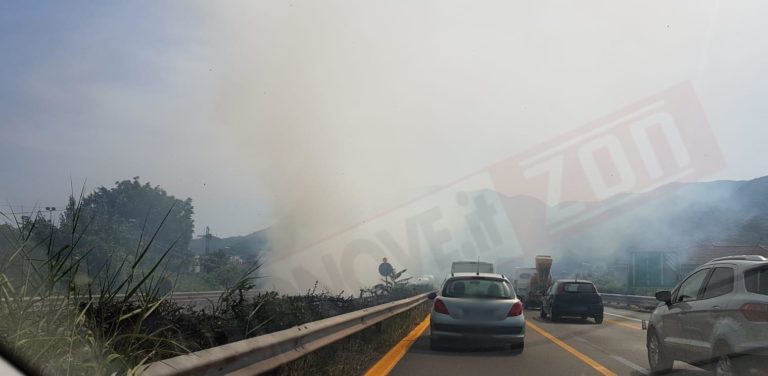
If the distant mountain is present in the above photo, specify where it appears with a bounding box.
[202,176,768,273]
[490,176,768,273]
[189,227,271,256]
[406,177,764,258]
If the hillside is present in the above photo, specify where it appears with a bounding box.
[504,176,768,273]
[202,176,768,276]
[189,227,271,256]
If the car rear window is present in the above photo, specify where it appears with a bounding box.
[561,282,597,293]
[443,277,514,299]
[745,266,768,296]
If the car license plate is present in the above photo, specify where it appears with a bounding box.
[464,309,493,320]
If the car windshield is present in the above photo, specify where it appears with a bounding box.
[443,278,514,299]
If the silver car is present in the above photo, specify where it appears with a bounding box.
[428,272,525,352]
[647,255,768,375]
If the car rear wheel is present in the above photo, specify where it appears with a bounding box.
[550,308,559,322]
[712,342,741,376]
[540,308,548,319]
[647,330,672,373]
[594,314,603,324]
[714,353,733,376]
[511,342,524,354]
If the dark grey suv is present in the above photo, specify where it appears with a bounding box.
[646,255,768,375]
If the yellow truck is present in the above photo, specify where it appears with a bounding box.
[526,255,553,308]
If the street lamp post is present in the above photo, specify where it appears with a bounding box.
[44,207,56,224]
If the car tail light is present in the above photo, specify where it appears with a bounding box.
[508,301,523,317]
[739,303,768,322]
[433,299,450,315]
[557,283,565,293]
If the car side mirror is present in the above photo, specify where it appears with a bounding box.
[655,290,672,305]
[427,292,437,300]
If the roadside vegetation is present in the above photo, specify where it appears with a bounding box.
[0,179,430,375]
[276,301,430,376]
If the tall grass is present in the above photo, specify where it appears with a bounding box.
[0,191,260,375]
[0,191,428,376]
[0,189,110,375]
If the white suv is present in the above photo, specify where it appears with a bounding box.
[646,255,768,375]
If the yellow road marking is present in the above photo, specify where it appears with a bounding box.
[527,321,618,376]
[605,319,642,331]
[364,315,430,376]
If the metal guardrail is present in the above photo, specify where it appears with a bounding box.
[166,290,262,305]
[140,291,432,376]
[601,293,659,311]
[5,290,263,308]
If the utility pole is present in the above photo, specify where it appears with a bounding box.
[44,207,57,225]
[199,226,213,253]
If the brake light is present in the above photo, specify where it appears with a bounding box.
[740,303,768,322]
[557,283,565,293]
[508,301,523,317]
[433,299,450,315]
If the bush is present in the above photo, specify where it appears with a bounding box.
[0,197,429,375]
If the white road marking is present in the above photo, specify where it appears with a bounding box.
[604,312,645,322]
[610,355,650,375]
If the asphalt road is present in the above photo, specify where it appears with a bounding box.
[389,307,709,376]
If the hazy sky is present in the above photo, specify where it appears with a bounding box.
[2,1,767,237]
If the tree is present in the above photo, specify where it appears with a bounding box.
[194,248,261,289]
[200,249,229,274]
[58,177,195,278]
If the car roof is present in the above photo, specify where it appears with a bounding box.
[554,279,594,284]
[449,272,507,280]
[702,255,768,269]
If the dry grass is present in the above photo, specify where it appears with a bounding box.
[0,192,431,375]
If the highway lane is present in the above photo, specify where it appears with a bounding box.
[388,307,709,376]
[530,307,706,375]
[389,317,599,376]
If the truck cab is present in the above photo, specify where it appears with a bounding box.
[510,267,536,303]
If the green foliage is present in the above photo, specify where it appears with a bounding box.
[370,268,412,295]
[188,230,269,256]
[0,188,203,375]
[57,177,195,277]
[0,180,429,375]
[1,197,424,375]
[200,249,228,273]
[172,273,217,292]
[189,248,260,290]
